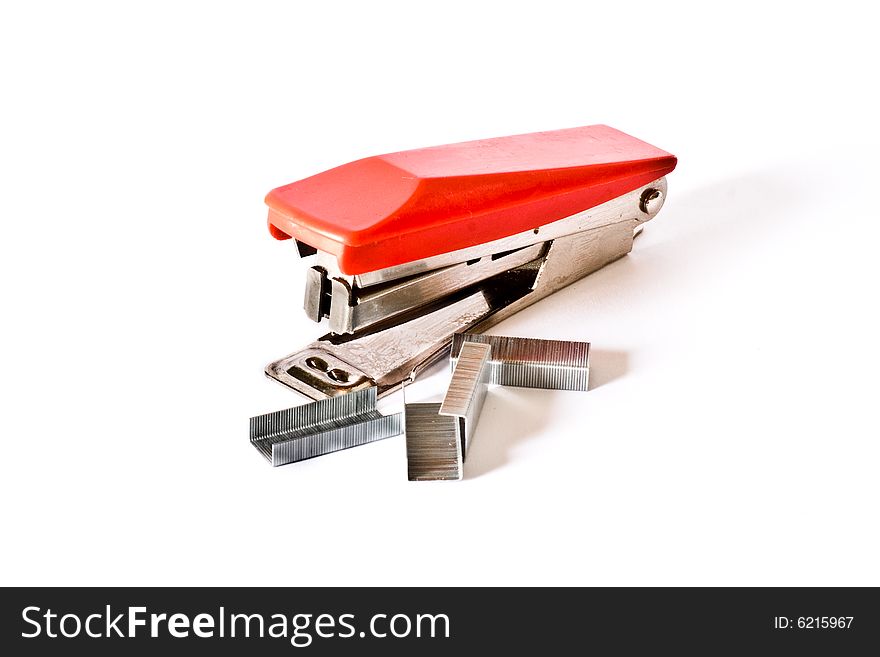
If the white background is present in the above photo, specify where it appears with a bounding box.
[1,1,878,586]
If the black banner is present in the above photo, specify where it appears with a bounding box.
[2,587,878,654]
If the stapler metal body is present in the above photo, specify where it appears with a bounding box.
[263,125,676,400]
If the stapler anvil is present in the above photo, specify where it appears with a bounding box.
[263,125,676,400]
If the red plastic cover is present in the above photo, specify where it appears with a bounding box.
[266,125,676,275]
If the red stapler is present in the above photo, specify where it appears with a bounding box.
[263,125,676,399]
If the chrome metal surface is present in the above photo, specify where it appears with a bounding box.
[468,215,638,333]
[267,291,492,400]
[639,187,665,215]
[405,402,462,481]
[451,333,590,390]
[270,177,668,401]
[249,387,402,466]
[439,341,491,456]
[304,266,330,322]
[326,242,545,334]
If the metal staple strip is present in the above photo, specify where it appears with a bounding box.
[439,341,491,457]
[451,333,590,390]
[405,403,462,481]
[249,387,403,466]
